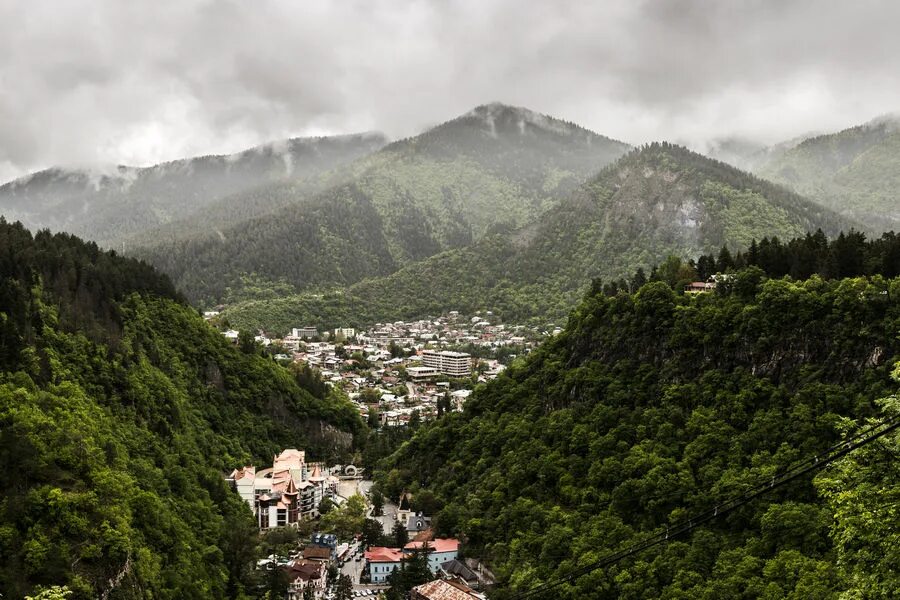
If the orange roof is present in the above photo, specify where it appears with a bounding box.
[364,547,404,563]
[230,466,255,480]
[274,448,305,470]
[405,538,459,553]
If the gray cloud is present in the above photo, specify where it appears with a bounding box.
[1,0,899,182]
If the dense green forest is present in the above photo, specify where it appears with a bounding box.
[131,104,630,306]
[221,143,859,334]
[378,257,900,598]
[757,115,900,231]
[0,220,363,598]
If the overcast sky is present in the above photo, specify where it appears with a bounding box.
[1,0,899,182]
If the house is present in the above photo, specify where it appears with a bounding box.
[302,545,332,562]
[396,492,414,526]
[685,281,716,294]
[407,513,432,535]
[309,533,339,560]
[439,560,481,590]
[285,559,327,600]
[410,579,485,600]
[364,547,405,583]
[404,539,460,573]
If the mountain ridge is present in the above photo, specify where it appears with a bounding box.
[0,132,390,246]
[220,142,861,333]
[131,103,632,305]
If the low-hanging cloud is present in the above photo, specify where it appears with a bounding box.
[1,0,899,182]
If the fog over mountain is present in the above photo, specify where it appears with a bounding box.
[2,0,900,183]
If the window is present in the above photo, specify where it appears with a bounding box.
[277,509,287,526]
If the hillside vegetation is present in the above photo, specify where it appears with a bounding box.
[380,257,900,598]
[0,220,362,598]
[132,104,631,305]
[757,115,900,231]
[0,133,388,247]
[221,143,858,333]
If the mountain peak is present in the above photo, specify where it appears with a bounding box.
[457,102,600,140]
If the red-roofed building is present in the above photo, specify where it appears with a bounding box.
[404,539,460,573]
[364,547,405,583]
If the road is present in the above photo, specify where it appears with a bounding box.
[333,479,398,590]
[376,498,398,535]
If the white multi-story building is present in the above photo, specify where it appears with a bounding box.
[226,449,339,529]
[421,350,472,377]
[292,327,319,339]
[334,327,356,340]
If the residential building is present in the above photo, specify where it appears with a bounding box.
[396,492,414,526]
[422,350,472,377]
[285,559,327,600]
[439,560,482,590]
[364,547,405,583]
[404,539,461,574]
[407,366,439,381]
[685,281,716,293]
[292,327,319,339]
[334,327,356,339]
[407,513,432,535]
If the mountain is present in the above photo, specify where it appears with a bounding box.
[220,143,858,333]
[0,132,388,246]
[0,219,362,598]
[380,265,900,597]
[701,133,811,172]
[756,115,900,231]
[131,103,632,305]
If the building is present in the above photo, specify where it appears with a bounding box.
[410,579,485,600]
[404,539,460,574]
[292,327,319,339]
[439,560,481,590]
[364,547,405,583]
[407,513,432,535]
[225,449,341,529]
[421,350,472,378]
[685,281,716,294]
[396,492,414,526]
[334,327,356,340]
[285,559,327,600]
[407,366,439,382]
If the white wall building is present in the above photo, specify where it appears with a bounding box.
[421,350,472,377]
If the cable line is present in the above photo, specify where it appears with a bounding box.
[511,413,900,600]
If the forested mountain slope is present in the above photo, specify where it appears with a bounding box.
[381,265,900,598]
[0,219,362,598]
[0,133,387,247]
[133,103,631,305]
[757,115,900,231]
[221,143,858,333]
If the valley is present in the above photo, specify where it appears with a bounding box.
[1,101,899,600]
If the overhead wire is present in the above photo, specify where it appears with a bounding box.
[510,412,900,600]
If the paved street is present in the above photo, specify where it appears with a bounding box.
[376,498,398,535]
